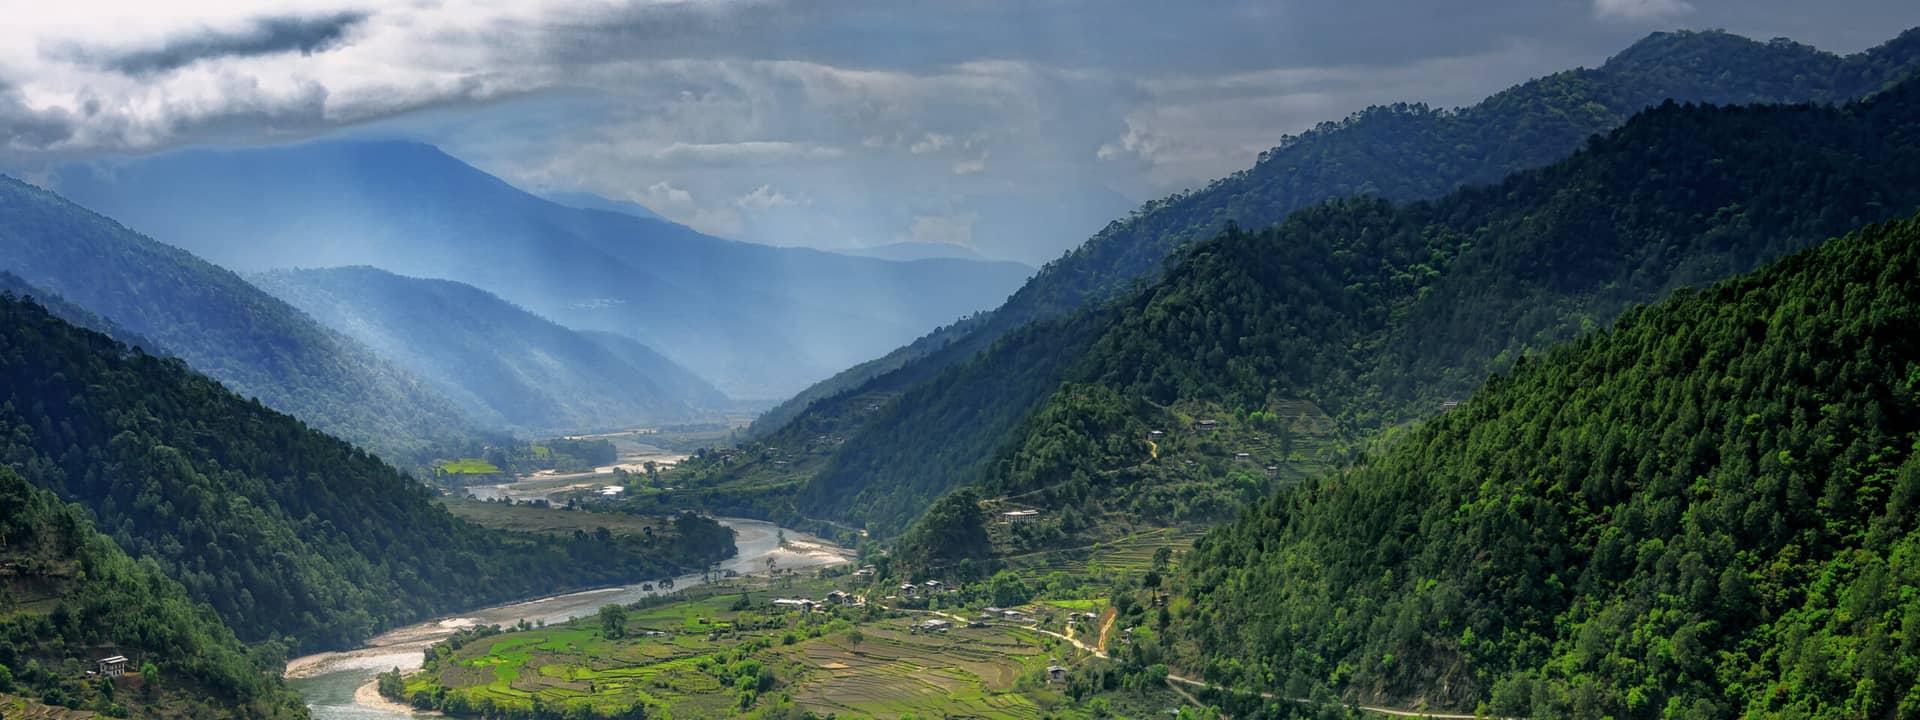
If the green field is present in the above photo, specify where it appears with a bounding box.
[397,576,1099,719]
[437,458,503,474]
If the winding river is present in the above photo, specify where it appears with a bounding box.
[284,518,852,719]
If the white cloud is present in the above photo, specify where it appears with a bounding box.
[736,184,803,210]
[952,152,988,175]
[908,132,952,154]
[638,181,695,211]
[651,141,844,165]
[1592,0,1695,20]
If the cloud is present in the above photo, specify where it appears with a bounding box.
[58,12,369,76]
[638,181,695,211]
[4,0,1917,264]
[1593,0,1696,20]
[633,180,745,237]
[649,141,844,165]
[952,152,988,175]
[0,82,75,150]
[909,132,952,154]
[736,184,803,210]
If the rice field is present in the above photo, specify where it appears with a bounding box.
[401,579,1087,719]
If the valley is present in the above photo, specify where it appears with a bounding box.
[286,517,854,720]
[4,11,1920,720]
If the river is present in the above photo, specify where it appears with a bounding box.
[284,517,852,719]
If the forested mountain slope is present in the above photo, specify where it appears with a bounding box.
[0,271,156,352]
[793,68,1920,542]
[254,266,728,434]
[0,467,309,719]
[50,140,1033,399]
[0,176,475,460]
[997,28,1920,328]
[1160,215,1920,719]
[0,294,735,652]
[736,28,1920,534]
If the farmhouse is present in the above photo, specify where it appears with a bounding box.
[1002,509,1042,524]
[772,598,817,611]
[1047,665,1068,684]
[853,565,877,577]
[97,656,129,677]
[910,619,952,634]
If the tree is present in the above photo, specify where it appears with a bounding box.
[990,571,1033,608]
[139,662,158,697]
[598,604,628,639]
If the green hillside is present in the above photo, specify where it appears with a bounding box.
[0,466,309,719]
[731,27,1920,538]
[0,293,734,653]
[838,68,1920,545]
[1159,215,1920,719]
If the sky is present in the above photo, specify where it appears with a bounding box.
[2,1,1918,265]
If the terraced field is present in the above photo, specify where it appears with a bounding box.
[778,620,1059,719]
[0,695,96,719]
[399,578,1087,719]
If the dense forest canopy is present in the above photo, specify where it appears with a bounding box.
[864,71,1920,548]
[1161,215,1920,719]
[0,293,735,653]
[0,466,310,719]
[726,27,1920,539]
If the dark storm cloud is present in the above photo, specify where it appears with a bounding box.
[0,82,75,150]
[8,0,1920,260]
[63,11,369,76]
[536,0,1608,74]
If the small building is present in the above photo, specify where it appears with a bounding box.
[1193,419,1219,431]
[826,591,853,605]
[910,619,951,634]
[97,656,129,677]
[598,485,626,497]
[1148,430,1165,438]
[899,583,920,597]
[1047,665,1068,684]
[1234,452,1252,462]
[923,580,943,591]
[1439,401,1461,412]
[853,565,877,577]
[773,598,817,611]
[1000,609,1025,620]
[1002,509,1042,524]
